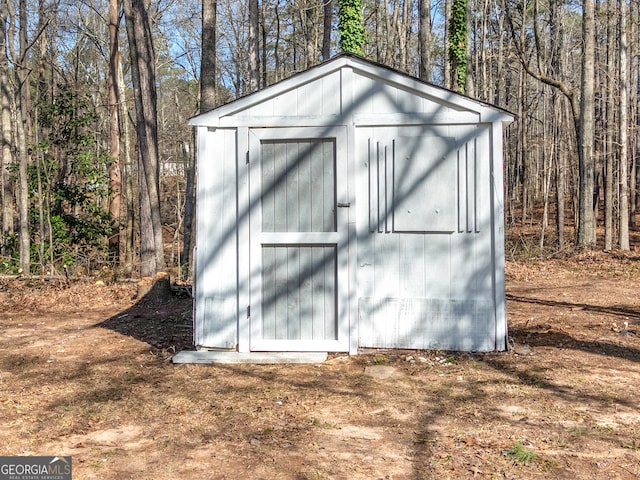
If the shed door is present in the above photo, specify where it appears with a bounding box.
[248,127,350,352]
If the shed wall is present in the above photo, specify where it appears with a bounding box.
[191,58,509,354]
[354,124,499,351]
[194,127,239,349]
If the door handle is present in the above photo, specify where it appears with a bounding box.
[337,202,351,208]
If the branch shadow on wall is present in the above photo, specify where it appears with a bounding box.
[194,70,508,351]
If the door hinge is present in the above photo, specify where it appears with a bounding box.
[246,150,250,164]
[246,305,250,318]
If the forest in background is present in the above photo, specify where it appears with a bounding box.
[0,0,638,280]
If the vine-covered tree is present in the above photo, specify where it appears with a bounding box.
[338,0,365,55]
[449,0,467,93]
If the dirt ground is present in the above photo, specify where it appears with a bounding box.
[0,251,639,479]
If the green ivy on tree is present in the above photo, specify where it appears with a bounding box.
[449,0,467,93]
[338,0,366,55]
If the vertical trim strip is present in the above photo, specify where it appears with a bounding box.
[386,140,395,233]
[377,142,384,233]
[237,127,251,352]
[457,147,466,233]
[473,137,479,233]
[490,122,507,350]
[368,138,375,232]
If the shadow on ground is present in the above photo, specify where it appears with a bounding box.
[96,284,194,353]
[506,293,640,363]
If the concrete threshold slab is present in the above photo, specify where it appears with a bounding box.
[172,350,328,364]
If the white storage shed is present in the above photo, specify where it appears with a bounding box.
[186,54,514,360]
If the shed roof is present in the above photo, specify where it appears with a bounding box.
[189,53,514,127]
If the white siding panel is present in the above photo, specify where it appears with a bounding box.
[322,72,342,116]
[352,74,374,114]
[449,233,479,299]
[272,89,297,115]
[195,128,238,349]
[296,73,342,116]
[297,82,319,116]
[424,234,451,298]
[363,75,447,115]
[398,235,425,297]
[240,72,343,119]
[420,96,451,114]
[358,297,495,351]
[248,97,276,116]
[366,231,453,300]
[372,81,403,114]
[393,135,457,232]
[355,124,498,351]
[351,72,467,117]
[396,88,416,113]
[373,233,400,297]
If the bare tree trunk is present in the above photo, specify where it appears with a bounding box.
[261,3,267,86]
[540,99,552,250]
[418,0,431,81]
[556,101,566,251]
[478,0,489,100]
[15,0,30,274]
[374,0,382,63]
[124,0,165,276]
[619,0,629,250]
[302,0,319,68]
[495,0,505,107]
[517,9,527,226]
[35,3,56,273]
[118,59,135,273]
[108,0,122,261]
[604,0,615,251]
[549,0,564,251]
[0,0,15,246]
[15,85,29,274]
[201,0,217,111]
[34,124,45,273]
[630,0,638,230]
[322,0,332,61]
[183,0,217,275]
[248,0,259,93]
[577,0,596,247]
[384,0,398,67]
[274,3,281,81]
[398,0,409,72]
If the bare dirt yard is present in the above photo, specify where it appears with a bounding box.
[1,251,639,479]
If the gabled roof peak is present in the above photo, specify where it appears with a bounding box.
[190,54,514,127]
